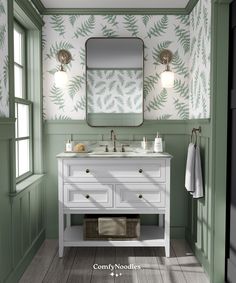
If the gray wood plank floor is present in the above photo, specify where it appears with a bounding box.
[19,240,209,283]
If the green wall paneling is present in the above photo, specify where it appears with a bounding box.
[5,230,45,283]
[43,120,190,238]
[6,180,45,283]
[0,121,45,283]
[210,1,231,282]
[0,138,13,282]
[185,121,211,276]
[0,0,45,281]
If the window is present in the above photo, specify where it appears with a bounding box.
[14,22,33,181]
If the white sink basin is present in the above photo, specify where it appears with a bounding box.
[88,151,136,156]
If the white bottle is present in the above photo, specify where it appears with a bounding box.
[141,136,147,150]
[154,133,163,153]
[65,139,73,152]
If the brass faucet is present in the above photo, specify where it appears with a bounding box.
[110,130,117,152]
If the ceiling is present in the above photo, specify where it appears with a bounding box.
[40,0,189,9]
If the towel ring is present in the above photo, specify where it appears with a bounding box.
[191,127,201,146]
[191,130,198,145]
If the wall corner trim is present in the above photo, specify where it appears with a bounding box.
[31,0,46,15]
[33,0,200,15]
[213,0,233,3]
[185,0,199,14]
[15,0,44,28]
[41,8,187,15]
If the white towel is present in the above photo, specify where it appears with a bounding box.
[191,145,204,198]
[185,143,196,192]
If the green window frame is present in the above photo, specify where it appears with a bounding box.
[14,21,33,182]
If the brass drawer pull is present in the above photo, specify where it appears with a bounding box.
[86,169,90,173]
[139,169,143,173]
[85,195,90,199]
[138,194,143,199]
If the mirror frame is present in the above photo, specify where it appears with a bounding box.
[85,37,144,127]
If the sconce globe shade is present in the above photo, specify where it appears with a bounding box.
[161,70,174,88]
[54,70,68,88]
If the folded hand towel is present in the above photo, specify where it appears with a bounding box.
[191,145,204,198]
[98,217,126,236]
[185,143,196,192]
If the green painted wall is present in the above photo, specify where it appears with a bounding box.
[0,122,45,283]
[43,118,213,279]
[0,0,45,282]
[43,120,194,238]
[185,121,212,275]
[0,1,230,283]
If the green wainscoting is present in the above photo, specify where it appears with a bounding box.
[185,121,212,275]
[0,124,13,283]
[43,120,207,237]
[43,119,212,278]
[0,122,45,283]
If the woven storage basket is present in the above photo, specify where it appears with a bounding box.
[84,214,140,240]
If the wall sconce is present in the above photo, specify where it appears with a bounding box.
[159,49,174,88]
[54,49,72,88]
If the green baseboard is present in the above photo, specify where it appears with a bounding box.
[5,229,45,283]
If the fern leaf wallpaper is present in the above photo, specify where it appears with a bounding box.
[0,0,8,118]
[189,0,211,118]
[43,0,211,120]
[87,69,143,113]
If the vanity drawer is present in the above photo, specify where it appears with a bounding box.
[64,183,113,208]
[63,159,166,182]
[115,183,166,208]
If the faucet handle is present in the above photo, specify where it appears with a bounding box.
[100,144,109,152]
[121,144,130,152]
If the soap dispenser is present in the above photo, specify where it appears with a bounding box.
[65,139,73,152]
[154,132,163,153]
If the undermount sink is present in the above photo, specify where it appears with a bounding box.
[88,151,136,156]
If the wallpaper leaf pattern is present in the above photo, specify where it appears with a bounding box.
[0,0,8,117]
[103,15,118,27]
[189,0,211,118]
[146,89,167,111]
[175,26,190,54]
[147,15,168,38]
[101,25,118,37]
[50,15,65,36]
[69,15,79,27]
[74,16,95,38]
[142,15,153,27]
[87,70,142,113]
[123,15,139,36]
[43,5,211,120]
[68,75,85,99]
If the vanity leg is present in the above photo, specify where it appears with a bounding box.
[165,241,170,258]
[165,213,170,258]
[59,245,64,258]
[58,160,64,258]
[58,213,64,257]
[58,208,64,258]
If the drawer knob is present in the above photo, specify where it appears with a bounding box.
[139,169,143,173]
[138,194,143,199]
[85,194,90,199]
[86,169,90,173]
